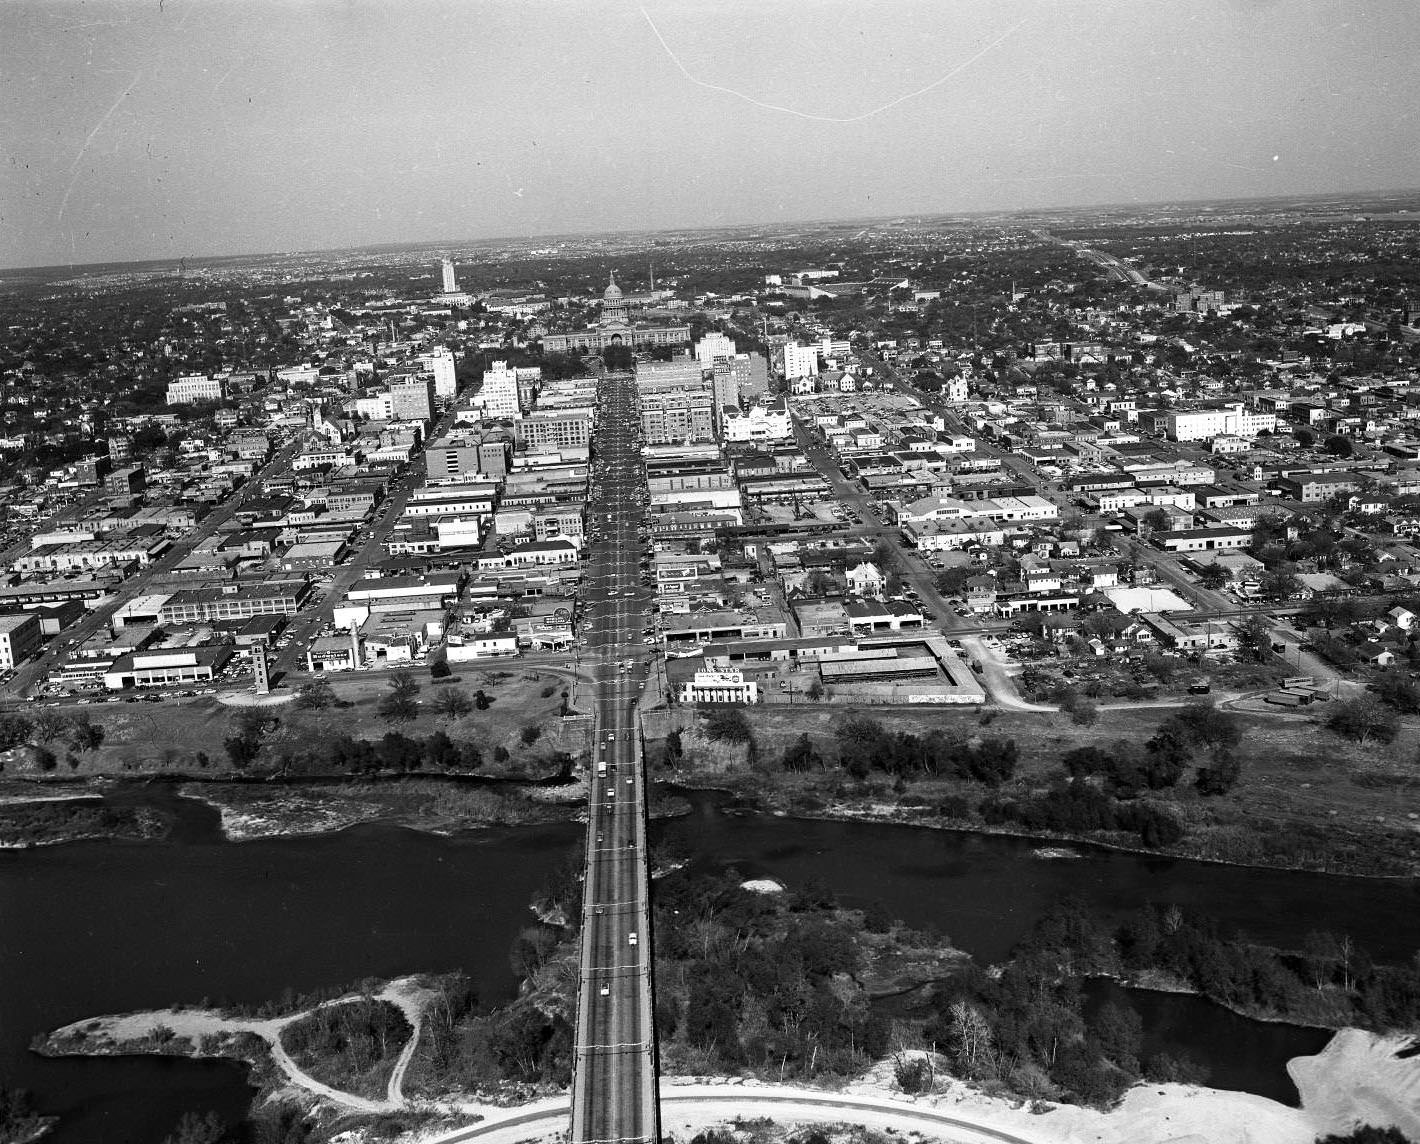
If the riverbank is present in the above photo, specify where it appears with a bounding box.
[660,754,1420,879]
[35,984,1420,1144]
[3,760,1416,889]
[177,779,584,841]
[0,795,169,848]
[658,699,1420,879]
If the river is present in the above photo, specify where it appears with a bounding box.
[1,785,1416,1143]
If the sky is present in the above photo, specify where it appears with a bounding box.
[3,0,1419,269]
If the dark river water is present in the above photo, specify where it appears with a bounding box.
[2,783,1417,1143]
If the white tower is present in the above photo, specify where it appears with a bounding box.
[252,647,271,695]
[441,258,458,294]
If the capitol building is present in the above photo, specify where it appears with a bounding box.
[540,271,690,355]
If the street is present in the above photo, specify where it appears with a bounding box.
[569,371,660,1144]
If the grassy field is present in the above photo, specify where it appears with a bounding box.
[660,701,1420,877]
[8,667,576,778]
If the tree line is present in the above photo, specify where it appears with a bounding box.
[1023,898,1420,1034]
[780,716,1019,787]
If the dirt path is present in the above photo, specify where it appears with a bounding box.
[958,637,1056,713]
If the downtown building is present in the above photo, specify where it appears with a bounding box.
[518,408,593,452]
[166,374,227,405]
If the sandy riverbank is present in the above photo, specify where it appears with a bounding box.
[406,1034,1420,1144]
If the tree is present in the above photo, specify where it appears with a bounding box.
[377,732,422,772]
[1323,434,1354,458]
[1371,673,1420,714]
[162,1110,230,1144]
[224,711,267,770]
[935,566,971,596]
[1141,508,1170,532]
[520,725,542,747]
[67,714,105,752]
[1318,1130,1414,1144]
[0,714,32,751]
[295,679,335,709]
[1259,569,1301,602]
[378,671,421,723]
[702,708,751,742]
[432,688,474,720]
[1327,696,1400,744]
[894,1055,932,1094]
[948,1000,995,1078]
[429,659,452,679]
[378,689,419,723]
[781,733,821,772]
[423,730,461,770]
[1198,564,1229,590]
[474,689,493,710]
[1089,1002,1143,1073]
[31,710,68,743]
[805,679,825,701]
[1234,613,1273,662]
[1195,747,1243,795]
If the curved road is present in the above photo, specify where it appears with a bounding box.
[425,1087,1048,1144]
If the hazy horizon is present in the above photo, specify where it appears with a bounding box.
[6,0,1419,272]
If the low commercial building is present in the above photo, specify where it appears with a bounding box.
[1153,527,1252,553]
[281,540,347,570]
[662,609,789,647]
[14,536,167,574]
[306,635,361,673]
[903,517,1007,552]
[844,599,924,634]
[343,572,461,614]
[103,644,235,689]
[0,612,43,669]
[678,669,759,705]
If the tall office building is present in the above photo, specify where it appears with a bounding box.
[695,331,736,367]
[480,361,521,419]
[515,367,542,412]
[783,342,819,380]
[417,348,458,398]
[441,259,458,294]
[389,377,435,422]
[716,352,770,404]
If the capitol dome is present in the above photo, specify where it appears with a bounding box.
[603,271,623,302]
